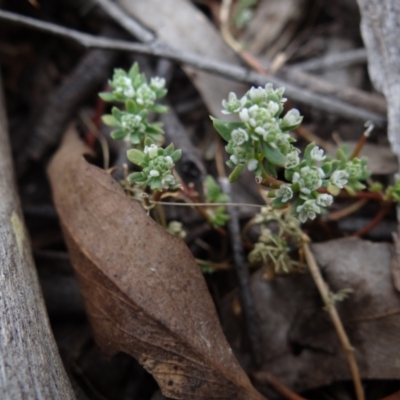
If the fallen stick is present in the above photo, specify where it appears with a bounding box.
[0,9,386,126]
[0,76,75,398]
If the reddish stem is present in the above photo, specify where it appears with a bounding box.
[351,203,391,237]
[252,371,307,400]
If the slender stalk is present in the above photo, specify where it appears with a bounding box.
[252,371,307,400]
[302,237,365,400]
[327,199,368,221]
[351,203,391,237]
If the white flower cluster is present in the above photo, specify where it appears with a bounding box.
[220,84,303,174]
[110,69,166,106]
[272,144,341,222]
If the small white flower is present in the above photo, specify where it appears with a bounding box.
[144,144,158,159]
[248,86,265,102]
[316,193,333,207]
[248,104,260,127]
[230,155,239,165]
[165,156,173,165]
[247,158,258,171]
[222,92,246,114]
[330,170,349,188]
[267,101,279,115]
[296,199,321,223]
[231,128,249,146]
[150,77,166,90]
[275,184,293,203]
[310,146,326,162]
[285,151,300,169]
[161,174,176,188]
[254,126,267,140]
[294,166,324,194]
[149,170,160,177]
[281,109,302,129]
[239,108,250,122]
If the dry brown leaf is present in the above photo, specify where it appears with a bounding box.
[222,237,400,393]
[47,128,265,400]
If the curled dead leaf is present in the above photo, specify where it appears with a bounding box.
[47,128,265,400]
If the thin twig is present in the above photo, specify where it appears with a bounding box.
[216,145,262,367]
[294,48,367,72]
[252,371,307,400]
[0,9,387,126]
[302,238,365,400]
[351,122,374,159]
[219,176,262,367]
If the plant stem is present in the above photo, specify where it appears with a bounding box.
[327,199,368,221]
[302,237,365,400]
[252,371,307,400]
[351,202,391,237]
[258,169,284,189]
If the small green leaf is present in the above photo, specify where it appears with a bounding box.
[129,133,141,144]
[154,88,168,99]
[101,114,119,127]
[303,142,316,164]
[111,107,122,119]
[262,142,286,167]
[171,149,182,163]
[127,149,146,166]
[99,92,114,102]
[210,117,246,142]
[146,123,164,134]
[128,63,139,80]
[151,104,168,114]
[271,197,290,208]
[265,160,278,178]
[228,164,244,182]
[110,130,126,140]
[327,185,341,196]
[284,168,294,181]
[128,172,142,184]
[321,162,332,175]
[150,179,162,191]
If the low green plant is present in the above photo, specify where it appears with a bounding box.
[211,86,372,222]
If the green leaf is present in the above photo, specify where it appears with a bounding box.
[154,88,168,99]
[110,130,126,140]
[321,162,332,176]
[262,142,286,167]
[129,133,141,145]
[150,179,162,191]
[271,197,290,208]
[228,164,244,182]
[265,160,278,178]
[303,142,316,164]
[284,168,294,181]
[327,185,341,196]
[128,63,139,80]
[336,145,350,162]
[170,150,182,163]
[127,149,146,166]
[102,114,119,127]
[128,172,143,184]
[146,122,164,134]
[210,117,246,142]
[99,92,115,102]
[151,104,168,114]
[111,107,122,120]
